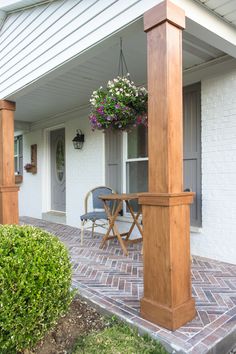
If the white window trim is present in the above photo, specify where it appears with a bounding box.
[14,135,22,175]
[122,131,148,217]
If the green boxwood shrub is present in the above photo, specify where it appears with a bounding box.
[0,225,73,353]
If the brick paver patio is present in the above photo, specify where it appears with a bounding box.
[21,217,236,354]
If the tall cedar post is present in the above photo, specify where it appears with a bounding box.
[139,0,196,330]
[0,100,19,224]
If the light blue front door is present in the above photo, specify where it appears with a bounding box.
[50,128,66,212]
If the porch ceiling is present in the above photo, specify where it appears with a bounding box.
[197,0,236,27]
[10,19,225,124]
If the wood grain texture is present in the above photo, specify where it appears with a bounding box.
[0,99,15,111]
[139,192,194,206]
[0,107,15,185]
[141,0,195,330]
[140,194,196,330]
[0,186,19,224]
[144,0,185,32]
[146,22,184,193]
[0,100,19,224]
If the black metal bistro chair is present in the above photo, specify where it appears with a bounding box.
[80,186,114,244]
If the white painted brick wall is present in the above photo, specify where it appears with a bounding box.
[191,69,236,264]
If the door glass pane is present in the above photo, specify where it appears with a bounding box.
[56,139,65,182]
[128,126,148,159]
[126,160,148,211]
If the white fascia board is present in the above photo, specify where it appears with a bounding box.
[183,55,236,86]
[174,0,236,58]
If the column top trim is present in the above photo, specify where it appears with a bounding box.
[138,192,194,206]
[144,0,185,32]
[0,100,16,111]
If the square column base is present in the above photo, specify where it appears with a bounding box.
[0,185,19,224]
[139,192,196,331]
[141,297,196,331]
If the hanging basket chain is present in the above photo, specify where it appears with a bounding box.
[118,38,129,77]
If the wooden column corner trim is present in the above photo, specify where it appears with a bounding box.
[0,98,19,224]
[0,185,19,193]
[144,0,185,32]
[139,192,195,206]
[0,100,16,111]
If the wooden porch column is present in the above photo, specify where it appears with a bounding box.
[139,0,196,330]
[0,100,19,224]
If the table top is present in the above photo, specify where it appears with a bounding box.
[99,193,139,201]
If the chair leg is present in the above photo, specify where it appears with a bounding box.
[81,220,85,245]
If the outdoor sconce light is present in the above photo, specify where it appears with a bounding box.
[72,129,85,150]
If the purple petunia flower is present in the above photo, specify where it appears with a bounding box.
[136,116,143,124]
[89,115,98,124]
[97,107,104,114]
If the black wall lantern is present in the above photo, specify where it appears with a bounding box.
[72,129,84,150]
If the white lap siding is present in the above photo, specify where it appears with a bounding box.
[0,0,159,98]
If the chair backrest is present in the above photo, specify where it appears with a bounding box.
[92,186,113,210]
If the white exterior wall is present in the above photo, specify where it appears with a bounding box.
[18,129,43,218]
[18,110,105,226]
[65,115,104,227]
[191,69,236,264]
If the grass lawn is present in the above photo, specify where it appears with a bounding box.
[73,319,168,354]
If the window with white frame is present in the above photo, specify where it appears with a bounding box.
[124,125,148,212]
[14,135,23,175]
[105,83,202,225]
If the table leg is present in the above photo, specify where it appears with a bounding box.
[125,201,143,240]
[99,200,118,248]
[100,200,129,255]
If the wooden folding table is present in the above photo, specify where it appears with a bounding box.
[99,193,143,256]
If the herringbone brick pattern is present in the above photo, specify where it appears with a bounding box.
[20,217,236,354]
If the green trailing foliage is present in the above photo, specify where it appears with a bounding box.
[0,225,73,353]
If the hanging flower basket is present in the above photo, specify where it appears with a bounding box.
[89,74,148,132]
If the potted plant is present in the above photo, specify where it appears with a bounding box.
[89,74,147,132]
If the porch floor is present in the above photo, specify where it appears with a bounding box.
[20,217,236,354]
